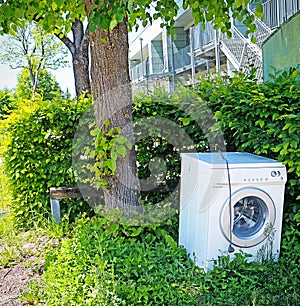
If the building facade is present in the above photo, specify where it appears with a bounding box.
[129,0,300,93]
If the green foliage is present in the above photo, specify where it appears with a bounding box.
[16,68,63,101]
[0,89,16,119]
[0,214,34,267]
[0,0,262,39]
[40,215,300,305]
[42,215,204,305]
[133,87,220,204]
[194,69,300,256]
[84,120,132,190]
[19,280,43,306]
[199,251,300,305]
[1,95,92,228]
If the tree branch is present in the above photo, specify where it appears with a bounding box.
[56,33,75,54]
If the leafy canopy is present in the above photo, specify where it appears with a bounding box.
[0,0,263,36]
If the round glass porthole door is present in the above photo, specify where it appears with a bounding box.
[220,188,276,248]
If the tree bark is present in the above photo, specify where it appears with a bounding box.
[58,20,91,97]
[82,3,140,212]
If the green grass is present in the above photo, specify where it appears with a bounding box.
[0,214,27,267]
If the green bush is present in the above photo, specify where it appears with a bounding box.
[1,95,92,227]
[194,69,300,255]
[133,87,220,204]
[0,89,16,119]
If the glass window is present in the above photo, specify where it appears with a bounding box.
[233,196,267,239]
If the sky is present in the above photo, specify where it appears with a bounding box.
[0,62,76,96]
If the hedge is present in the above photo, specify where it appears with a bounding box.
[1,95,92,227]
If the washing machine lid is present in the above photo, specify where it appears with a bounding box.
[183,152,283,169]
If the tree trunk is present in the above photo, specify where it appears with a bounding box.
[58,20,91,97]
[88,19,140,212]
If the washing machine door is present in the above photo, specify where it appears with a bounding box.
[220,187,276,248]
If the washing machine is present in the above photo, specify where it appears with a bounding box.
[179,152,287,271]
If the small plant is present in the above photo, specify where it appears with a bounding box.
[0,215,24,267]
[19,280,43,306]
[256,223,276,263]
[83,120,132,190]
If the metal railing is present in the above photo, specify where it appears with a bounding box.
[130,0,300,84]
[173,46,192,70]
[191,22,215,51]
[151,57,164,73]
[220,24,263,80]
[130,60,149,82]
[250,11,273,48]
[252,0,300,29]
[130,46,205,81]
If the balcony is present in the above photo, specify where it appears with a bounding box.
[251,0,300,29]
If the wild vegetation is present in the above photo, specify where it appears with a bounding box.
[0,69,299,304]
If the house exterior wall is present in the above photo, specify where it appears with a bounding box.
[262,12,300,81]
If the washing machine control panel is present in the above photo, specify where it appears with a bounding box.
[240,168,287,184]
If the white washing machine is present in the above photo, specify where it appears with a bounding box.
[179,152,287,271]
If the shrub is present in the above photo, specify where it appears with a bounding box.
[0,89,16,119]
[1,95,92,228]
[40,215,300,305]
[133,87,221,204]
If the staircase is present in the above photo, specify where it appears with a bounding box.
[220,11,272,80]
[219,0,300,81]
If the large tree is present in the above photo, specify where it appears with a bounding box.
[0,0,263,212]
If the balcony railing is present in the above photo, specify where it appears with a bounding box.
[130,60,149,82]
[173,46,191,70]
[252,0,300,29]
[130,0,300,84]
[191,22,215,52]
[151,57,164,73]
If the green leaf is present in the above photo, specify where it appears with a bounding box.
[90,127,100,136]
[290,69,299,79]
[107,159,117,173]
[164,234,177,250]
[116,145,127,157]
[179,117,191,126]
[109,19,118,31]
